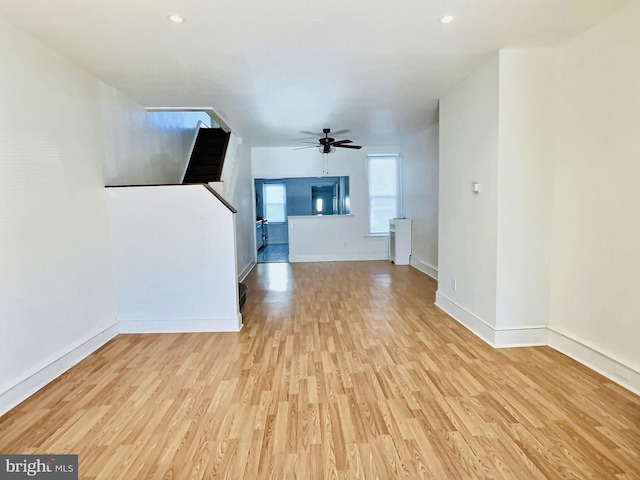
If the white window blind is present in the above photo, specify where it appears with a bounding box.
[367,155,400,234]
[263,183,286,223]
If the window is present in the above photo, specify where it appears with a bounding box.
[367,155,400,234]
[263,183,286,222]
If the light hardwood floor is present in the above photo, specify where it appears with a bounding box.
[1,261,639,479]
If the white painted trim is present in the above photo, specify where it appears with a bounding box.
[435,293,639,395]
[239,261,256,282]
[548,326,640,396]
[435,291,496,345]
[410,257,438,280]
[118,316,243,334]
[4,308,639,421]
[0,323,119,417]
[435,291,547,348]
[202,107,233,134]
[493,326,548,348]
[289,252,388,263]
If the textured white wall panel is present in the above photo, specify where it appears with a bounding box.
[0,17,118,413]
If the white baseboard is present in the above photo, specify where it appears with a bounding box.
[0,323,119,417]
[435,291,547,348]
[435,291,496,345]
[548,326,640,396]
[118,316,243,333]
[435,292,639,396]
[1,313,244,415]
[493,326,548,348]
[239,261,256,282]
[410,257,438,280]
[289,252,388,263]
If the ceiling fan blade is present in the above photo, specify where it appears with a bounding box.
[335,144,362,149]
[293,145,319,150]
[329,139,353,146]
[300,130,323,137]
[330,129,350,136]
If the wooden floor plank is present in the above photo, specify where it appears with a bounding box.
[1,261,639,479]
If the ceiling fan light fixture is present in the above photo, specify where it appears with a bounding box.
[319,146,336,154]
[439,14,454,24]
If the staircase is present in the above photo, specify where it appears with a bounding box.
[239,282,248,310]
[182,127,231,184]
[181,125,246,312]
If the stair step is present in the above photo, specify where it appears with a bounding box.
[190,165,221,174]
[189,156,222,165]
[184,177,220,184]
[183,128,231,184]
[197,137,227,144]
[239,283,248,310]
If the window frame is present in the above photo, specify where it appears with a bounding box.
[262,182,287,223]
[367,154,402,235]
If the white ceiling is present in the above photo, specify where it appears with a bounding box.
[0,0,628,147]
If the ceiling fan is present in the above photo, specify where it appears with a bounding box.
[294,128,363,154]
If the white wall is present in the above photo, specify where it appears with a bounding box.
[548,2,640,379]
[229,142,256,280]
[288,214,388,262]
[108,185,242,332]
[252,146,399,262]
[103,106,208,185]
[437,4,640,392]
[402,124,439,278]
[0,16,234,414]
[496,49,557,334]
[0,18,118,414]
[437,54,500,333]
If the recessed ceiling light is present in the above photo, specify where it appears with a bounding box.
[439,14,454,24]
[167,13,185,23]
